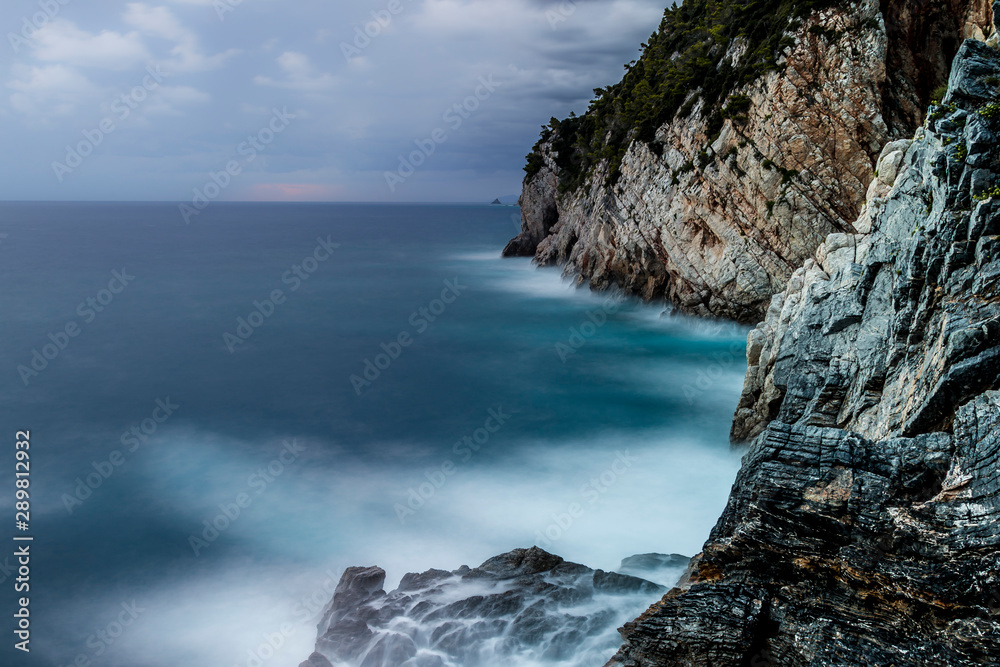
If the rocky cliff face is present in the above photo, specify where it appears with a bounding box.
[506,0,995,323]
[608,38,1000,666]
[299,8,1000,667]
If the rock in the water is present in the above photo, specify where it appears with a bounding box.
[617,553,691,588]
[503,161,560,258]
[304,547,664,667]
[299,653,335,667]
[609,38,1000,667]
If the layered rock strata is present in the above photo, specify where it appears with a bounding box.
[302,10,1000,667]
[506,1,995,323]
[608,38,1000,667]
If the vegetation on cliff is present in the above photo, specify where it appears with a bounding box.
[524,0,842,191]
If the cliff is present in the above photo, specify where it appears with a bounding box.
[504,0,995,323]
[298,6,1000,667]
[608,37,1000,666]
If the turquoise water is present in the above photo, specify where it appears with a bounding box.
[0,203,747,666]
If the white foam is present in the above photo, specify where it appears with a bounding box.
[62,423,740,667]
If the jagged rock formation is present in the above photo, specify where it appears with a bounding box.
[731,36,1000,443]
[301,9,1000,667]
[607,38,1000,666]
[506,0,995,323]
[299,547,665,667]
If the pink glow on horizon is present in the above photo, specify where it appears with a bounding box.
[243,183,348,201]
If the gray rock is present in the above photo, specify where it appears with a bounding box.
[506,2,995,322]
[502,146,560,257]
[298,654,334,667]
[944,40,1000,106]
[618,553,689,573]
[303,547,664,667]
[608,39,1000,667]
[733,40,1000,445]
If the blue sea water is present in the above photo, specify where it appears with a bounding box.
[0,203,747,667]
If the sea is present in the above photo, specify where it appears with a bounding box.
[0,202,747,667]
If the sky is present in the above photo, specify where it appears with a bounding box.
[0,0,667,202]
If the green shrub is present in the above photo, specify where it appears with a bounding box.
[974,185,1000,202]
[779,167,799,184]
[978,102,1000,119]
[524,151,545,178]
[722,94,753,123]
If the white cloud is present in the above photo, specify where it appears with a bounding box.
[124,3,189,41]
[0,0,668,200]
[412,0,537,34]
[32,20,149,70]
[143,85,212,115]
[123,2,239,72]
[7,64,100,118]
[253,51,337,93]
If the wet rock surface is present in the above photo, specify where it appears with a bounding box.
[301,547,664,667]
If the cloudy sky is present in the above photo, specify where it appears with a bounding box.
[0,0,666,202]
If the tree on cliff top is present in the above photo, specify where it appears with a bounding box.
[524,0,841,192]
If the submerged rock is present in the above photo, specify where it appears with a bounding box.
[302,547,664,667]
[616,553,690,588]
